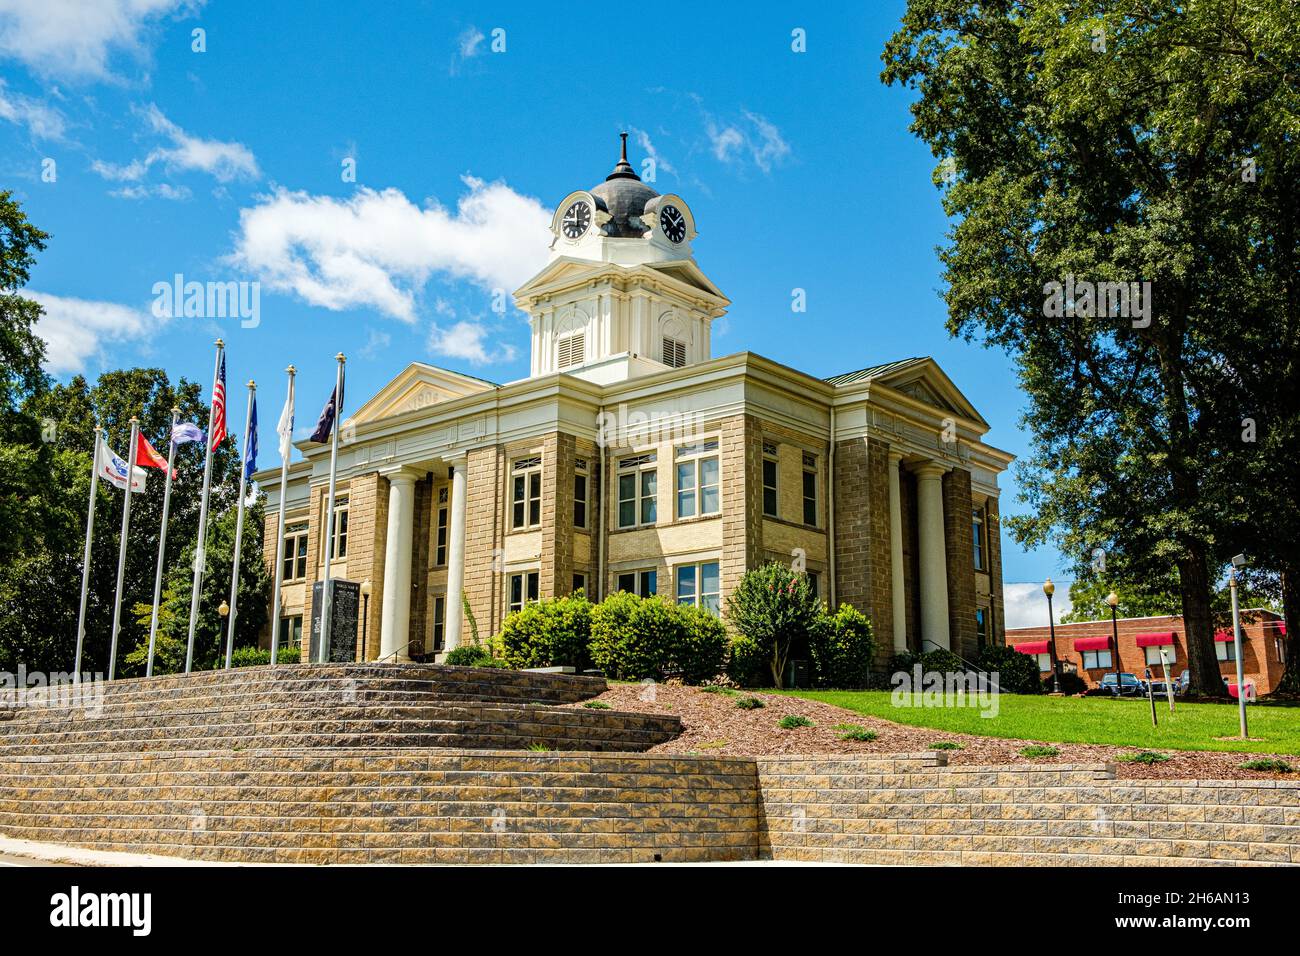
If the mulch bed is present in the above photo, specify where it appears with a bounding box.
[566,683,1297,780]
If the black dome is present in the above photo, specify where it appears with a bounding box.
[589,133,659,238]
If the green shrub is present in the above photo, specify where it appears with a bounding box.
[444,644,493,667]
[698,685,738,696]
[589,593,727,683]
[725,563,823,689]
[928,741,962,750]
[582,700,612,710]
[1020,745,1061,758]
[725,634,769,687]
[918,648,966,675]
[1116,750,1170,764]
[229,645,300,667]
[1239,758,1293,773]
[1047,671,1089,695]
[778,714,814,729]
[499,594,592,670]
[976,644,1044,695]
[735,696,765,710]
[809,603,876,688]
[834,723,878,741]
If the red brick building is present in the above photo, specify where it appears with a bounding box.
[1006,610,1288,696]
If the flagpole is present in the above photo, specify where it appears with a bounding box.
[269,365,295,666]
[74,421,102,686]
[225,381,256,669]
[108,417,141,681]
[319,353,345,664]
[146,408,181,677]
[186,339,224,674]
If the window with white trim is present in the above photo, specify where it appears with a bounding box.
[972,508,985,570]
[435,487,449,566]
[802,452,818,526]
[557,332,585,370]
[1144,644,1174,666]
[1216,640,1237,662]
[1035,653,1052,672]
[431,596,446,652]
[281,522,308,582]
[676,561,721,615]
[762,441,778,517]
[617,453,657,528]
[975,606,988,650]
[1082,649,1113,669]
[511,457,542,530]
[676,440,720,519]
[507,571,540,614]
[320,495,349,562]
[662,336,686,368]
[616,569,657,598]
[573,457,589,529]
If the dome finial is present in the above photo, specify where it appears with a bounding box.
[607,131,639,181]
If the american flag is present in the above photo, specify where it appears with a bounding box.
[210,351,227,448]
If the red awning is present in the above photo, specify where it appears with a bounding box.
[1074,636,1112,651]
[1214,629,1234,642]
[1135,632,1175,647]
[1014,641,1050,655]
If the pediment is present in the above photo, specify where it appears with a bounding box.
[871,359,988,429]
[350,363,495,425]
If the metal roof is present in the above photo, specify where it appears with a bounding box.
[823,356,929,387]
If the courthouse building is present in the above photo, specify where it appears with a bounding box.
[257,137,1014,669]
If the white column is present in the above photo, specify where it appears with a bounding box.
[443,458,468,652]
[914,461,951,651]
[378,470,417,661]
[887,450,908,653]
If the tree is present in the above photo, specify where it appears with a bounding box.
[882,0,1300,696]
[725,563,822,689]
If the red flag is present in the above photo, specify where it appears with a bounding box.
[136,431,177,480]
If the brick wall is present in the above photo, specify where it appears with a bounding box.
[540,432,575,599]
[720,414,763,599]
[943,468,978,660]
[986,496,1005,644]
[463,445,504,640]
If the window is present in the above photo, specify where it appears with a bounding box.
[806,571,819,599]
[572,573,587,596]
[281,522,308,582]
[762,441,778,517]
[975,607,988,650]
[676,440,720,519]
[616,569,657,598]
[321,495,349,562]
[557,332,585,369]
[802,452,818,526]
[676,561,721,615]
[1216,640,1237,662]
[1145,644,1174,667]
[662,336,686,368]
[617,453,657,528]
[511,457,542,530]
[574,457,589,529]
[431,596,446,652]
[972,508,985,570]
[435,487,449,566]
[1082,648,1113,669]
[1035,653,1052,672]
[507,571,540,614]
[279,615,303,650]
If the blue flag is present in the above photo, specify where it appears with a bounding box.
[309,370,345,443]
[244,394,258,481]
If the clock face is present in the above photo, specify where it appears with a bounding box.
[561,200,591,239]
[659,205,687,243]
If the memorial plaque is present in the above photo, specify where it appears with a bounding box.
[309,579,360,662]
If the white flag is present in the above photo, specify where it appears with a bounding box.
[277,379,295,460]
[94,431,147,493]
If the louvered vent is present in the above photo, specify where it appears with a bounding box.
[662,336,687,368]
[557,333,584,370]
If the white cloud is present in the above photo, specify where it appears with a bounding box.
[630,127,675,178]
[108,182,190,200]
[706,111,790,173]
[450,25,485,74]
[428,319,515,366]
[229,176,551,322]
[0,80,66,140]
[92,103,258,185]
[1003,582,1074,630]
[358,327,391,360]
[27,290,163,375]
[0,0,202,82]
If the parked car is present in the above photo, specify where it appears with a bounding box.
[1098,672,1146,697]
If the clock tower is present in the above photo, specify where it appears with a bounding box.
[513,133,729,384]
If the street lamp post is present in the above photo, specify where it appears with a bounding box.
[360,579,372,661]
[1106,590,1120,693]
[218,600,230,666]
[1044,578,1060,694]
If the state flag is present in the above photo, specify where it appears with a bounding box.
[94,431,146,493]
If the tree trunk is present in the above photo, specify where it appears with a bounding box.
[1178,546,1222,697]
[1277,569,1300,695]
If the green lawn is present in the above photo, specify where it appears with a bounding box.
[776,690,1300,755]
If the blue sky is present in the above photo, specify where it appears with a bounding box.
[0,0,1071,622]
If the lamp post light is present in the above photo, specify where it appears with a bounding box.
[218,600,231,668]
[1044,578,1060,694]
[1106,590,1120,692]
[360,579,372,662]
[1229,554,1249,739]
